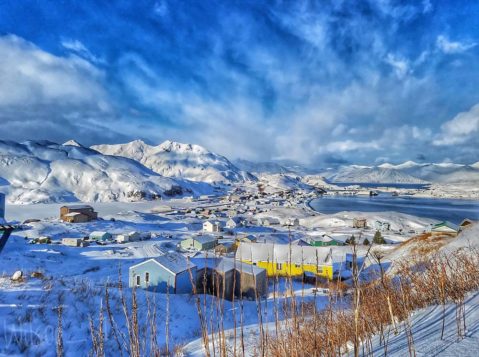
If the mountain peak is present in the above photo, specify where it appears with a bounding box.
[63,139,83,147]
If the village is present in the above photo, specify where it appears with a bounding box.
[1,183,472,304]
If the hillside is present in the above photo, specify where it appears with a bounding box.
[0,140,204,204]
[92,140,255,184]
[324,165,426,184]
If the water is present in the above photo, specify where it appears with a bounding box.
[309,194,479,224]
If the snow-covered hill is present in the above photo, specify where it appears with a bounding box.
[234,159,292,175]
[323,161,479,184]
[92,140,255,184]
[0,140,204,204]
[323,166,427,184]
[379,161,479,183]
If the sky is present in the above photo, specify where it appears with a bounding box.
[0,0,478,167]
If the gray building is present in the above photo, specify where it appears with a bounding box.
[180,236,217,251]
[129,253,197,294]
[193,257,267,300]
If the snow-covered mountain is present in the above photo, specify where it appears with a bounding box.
[92,140,255,184]
[321,161,479,184]
[323,166,427,184]
[234,159,292,175]
[378,161,479,183]
[0,140,205,204]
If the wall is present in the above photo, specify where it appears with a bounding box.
[241,260,333,280]
[129,260,176,293]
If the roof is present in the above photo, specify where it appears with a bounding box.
[90,231,110,236]
[192,257,265,276]
[236,242,333,265]
[130,253,196,275]
[62,205,94,210]
[64,212,85,217]
[432,221,459,232]
[192,236,217,244]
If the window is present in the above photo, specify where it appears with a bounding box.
[136,275,141,286]
[145,272,150,284]
[295,264,301,268]
[276,263,283,271]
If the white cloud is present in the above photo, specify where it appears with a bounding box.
[433,104,479,146]
[385,53,410,79]
[436,35,476,54]
[61,39,104,64]
[0,35,108,109]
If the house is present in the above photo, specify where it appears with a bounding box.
[62,238,89,247]
[60,205,98,223]
[180,236,217,251]
[89,231,112,242]
[353,218,367,229]
[117,231,141,243]
[460,218,475,229]
[374,220,391,232]
[236,234,257,243]
[129,253,197,293]
[309,235,343,247]
[236,242,335,280]
[257,217,280,226]
[203,220,224,233]
[215,241,236,255]
[431,221,460,237]
[116,234,129,244]
[193,257,267,300]
[226,217,242,229]
[282,218,300,227]
[291,238,311,246]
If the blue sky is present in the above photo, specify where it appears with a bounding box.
[0,0,478,166]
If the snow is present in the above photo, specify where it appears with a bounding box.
[92,139,255,184]
[0,140,212,204]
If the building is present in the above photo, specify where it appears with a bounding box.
[309,235,344,247]
[89,231,112,242]
[226,217,243,229]
[129,253,197,293]
[257,217,280,226]
[374,220,391,232]
[193,257,267,300]
[62,238,89,247]
[236,242,335,280]
[180,236,217,251]
[353,218,367,229]
[282,218,300,227]
[60,205,98,223]
[0,224,15,254]
[203,220,223,233]
[431,221,460,237]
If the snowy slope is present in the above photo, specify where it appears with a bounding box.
[324,166,426,184]
[0,140,202,204]
[234,159,293,174]
[92,140,255,184]
[380,161,479,183]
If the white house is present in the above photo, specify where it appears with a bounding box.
[203,220,223,233]
[226,217,242,229]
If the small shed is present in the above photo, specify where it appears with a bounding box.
[309,235,343,247]
[374,220,391,232]
[180,236,217,251]
[63,212,90,223]
[226,217,241,229]
[353,218,367,229]
[62,238,83,247]
[129,253,197,294]
[89,231,112,242]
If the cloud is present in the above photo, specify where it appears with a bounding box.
[436,35,476,54]
[61,39,104,64]
[433,103,479,146]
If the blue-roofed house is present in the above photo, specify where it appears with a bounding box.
[129,253,197,294]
